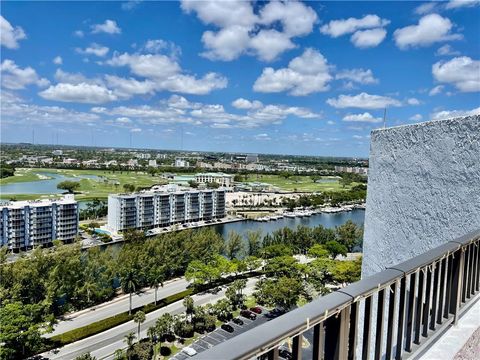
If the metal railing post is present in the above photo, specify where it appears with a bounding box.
[292,334,302,360]
[312,323,325,360]
[385,281,398,360]
[450,248,465,325]
[348,303,359,360]
[362,297,372,360]
[374,289,386,360]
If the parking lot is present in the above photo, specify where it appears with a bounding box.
[171,307,273,360]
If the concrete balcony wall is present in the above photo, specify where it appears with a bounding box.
[363,116,480,277]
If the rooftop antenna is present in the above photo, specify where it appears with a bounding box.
[383,108,387,128]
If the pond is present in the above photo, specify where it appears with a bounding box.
[0,172,101,195]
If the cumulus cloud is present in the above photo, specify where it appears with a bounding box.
[393,14,462,49]
[336,68,378,85]
[320,14,389,37]
[76,43,110,57]
[232,98,263,110]
[429,85,444,96]
[320,14,389,48]
[350,28,387,48]
[1,60,49,90]
[407,97,421,105]
[445,0,480,9]
[253,48,332,96]
[431,106,480,120]
[327,92,402,109]
[53,56,63,65]
[74,30,84,38]
[91,19,121,34]
[432,56,480,92]
[414,2,439,15]
[39,83,118,104]
[342,112,383,123]
[106,52,227,95]
[254,133,271,141]
[409,114,423,121]
[122,1,142,11]
[0,16,26,49]
[435,44,460,56]
[181,0,317,61]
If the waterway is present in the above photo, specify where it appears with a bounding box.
[210,210,365,239]
[0,172,101,195]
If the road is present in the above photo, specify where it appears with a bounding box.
[41,278,259,360]
[46,277,190,337]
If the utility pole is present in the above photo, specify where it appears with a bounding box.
[383,108,387,128]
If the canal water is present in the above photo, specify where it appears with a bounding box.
[0,172,101,195]
[210,210,365,239]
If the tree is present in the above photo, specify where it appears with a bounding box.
[308,244,329,259]
[206,181,220,189]
[325,241,347,260]
[188,180,199,188]
[213,298,232,321]
[331,257,362,286]
[123,183,136,193]
[57,180,80,193]
[225,230,245,259]
[120,269,140,315]
[246,230,262,256]
[147,267,165,305]
[134,311,146,341]
[183,296,195,321]
[264,256,301,278]
[254,277,304,310]
[74,354,96,360]
[124,332,136,360]
[335,220,363,252]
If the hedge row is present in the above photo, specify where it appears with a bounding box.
[48,289,193,347]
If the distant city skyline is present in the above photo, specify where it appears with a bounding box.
[1,1,479,156]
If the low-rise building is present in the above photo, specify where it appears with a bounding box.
[148,159,157,167]
[174,158,190,167]
[107,188,226,233]
[195,172,234,188]
[0,195,78,251]
[335,165,368,175]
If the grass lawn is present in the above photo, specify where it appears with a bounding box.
[241,174,353,192]
[0,168,167,201]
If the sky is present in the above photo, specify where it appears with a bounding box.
[1,0,479,157]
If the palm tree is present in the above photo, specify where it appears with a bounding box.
[133,311,146,341]
[147,326,157,358]
[148,267,165,306]
[120,270,139,315]
[183,296,195,322]
[123,332,135,360]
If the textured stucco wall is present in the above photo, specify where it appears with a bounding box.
[362,116,480,277]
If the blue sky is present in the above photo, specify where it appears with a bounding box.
[1,1,479,157]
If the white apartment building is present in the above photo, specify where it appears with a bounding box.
[195,173,234,188]
[0,195,79,251]
[335,166,369,175]
[174,158,190,167]
[107,189,226,233]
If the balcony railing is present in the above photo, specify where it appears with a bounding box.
[196,229,480,360]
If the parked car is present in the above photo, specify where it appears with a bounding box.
[250,306,263,314]
[240,310,257,320]
[232,317,244,325]
[221,323,235,333]
[182,347,197,357]
[279,348,293,360]
[270,308,286,316]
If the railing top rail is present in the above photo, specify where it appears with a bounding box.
[195,229,480,360]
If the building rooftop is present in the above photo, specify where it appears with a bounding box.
[0,195,76,209]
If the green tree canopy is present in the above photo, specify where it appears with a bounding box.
[57,180,80,193]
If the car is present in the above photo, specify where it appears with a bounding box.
[240,310,256,320]
[250,306,262,314]
[232,317,244,326]
[279,349,293,360]
[182,346,197,357]
[270,308,286,316]
[221,323,235,333]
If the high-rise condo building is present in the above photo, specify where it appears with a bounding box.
[107,189,226,233]
[0,195,79,251]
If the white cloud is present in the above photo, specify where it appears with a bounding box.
[336,68,378,84]
[432,56,480,92]
[409,114,423,121]
[253,48,332,96]
[407,97,421,105]
[342,112,383,123]
[232,98,263,110]
[393,14,462,49]
[0,60,49,90]
[0,16,26,49]
[116,117,132,124]
[320,14,389,37]
[445,0,480,9]
[106,52,227,95]
[350,28,387,48]
[130,127,142,132]
[53,56,63,65]
[105,75,155,99]
[122,1,142,11]
[76,43,110,57]
[431,106,480,120]
[74,30,84,38]
[181,0,317,61]
[429,85,445,96]
[435,44,460,56]
[39,83,118,104]
[327,92,402,109]
[254,133,271,140]
[91,19,121,34]
[54,69,104,86]
[414,2,440,15]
